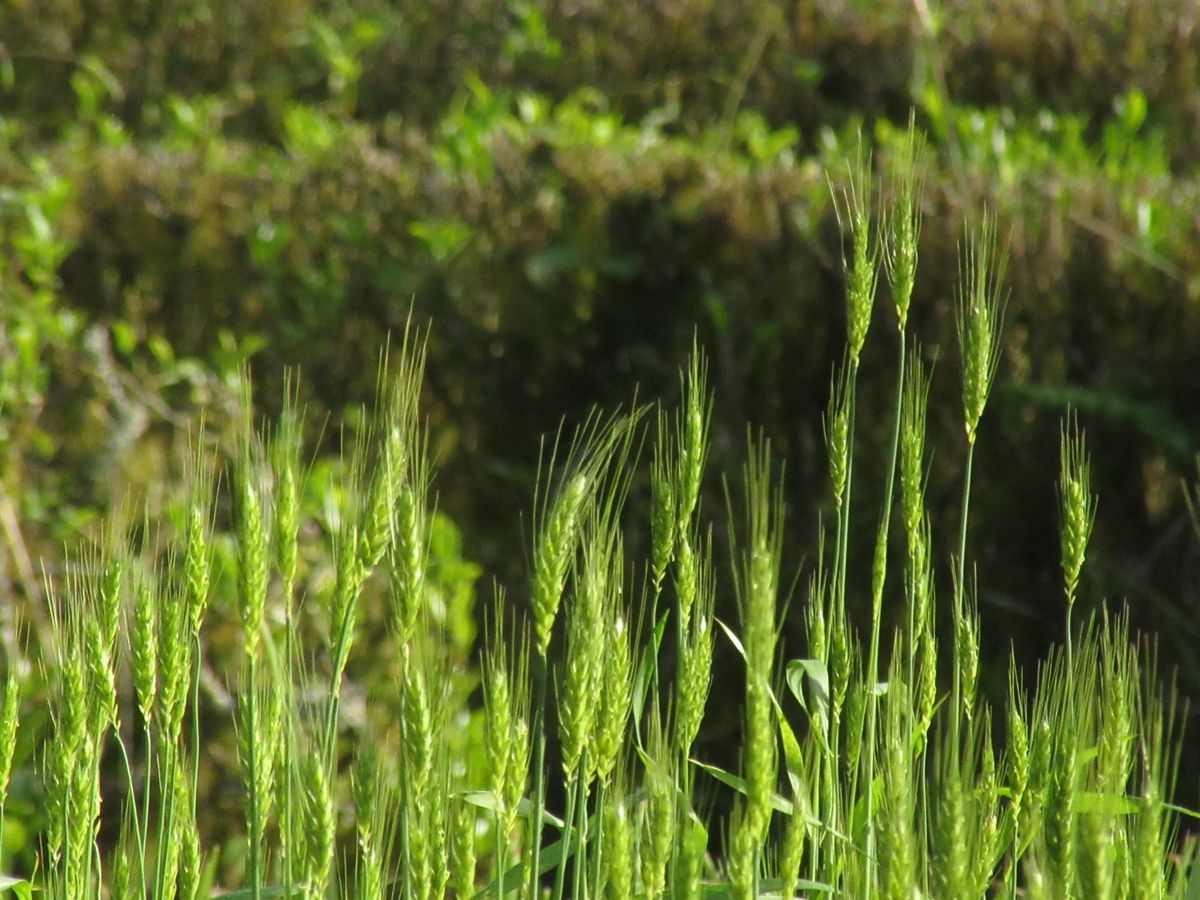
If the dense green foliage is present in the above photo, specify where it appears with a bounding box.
[3,0,1200,888]
[1,177,1198,895]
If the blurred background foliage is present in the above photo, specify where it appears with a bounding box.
[3,0,1200,870]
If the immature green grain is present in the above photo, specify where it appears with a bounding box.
[863,182,915,883]
[0,664,19,808]
[353,747,378,840]
[805,540,828,670]
[675,341,711,533]
[330,521,367,675]
[361,417,401,576]
[1046,734,1079,896]
[46,585,102,897]
[531,410,638,655]
[974,736,1002,895]
[1097,621,1135,796]
[1132,774,1167,898]
[727,439,783,896]
[156,748,183,900]
[1035,640,1090,900]
[727,801,758,900]
[950,215,1007,738]
[16,277,1200,899]
[829,596,852,728]
[181,452,213,870]
[183,437,214,638]
[673,813,706,900]
[659,357,709,640]
[559,523,612,782]
[263,681,284,798]
[1059,412,1096,647]
[533,465,591,657]
[675,530,698,629]
[916,615,937,738]
[43,671,74,862]
[778,782,809,900]
[956,210,1008,446]
[436,793,459,900]
[1006,665,1031,887]
[879,658,916,900]
[321,473,370,778]
[112,807,136,900]
[869,505,890,625]
[84,611,118,737]
[450,794,477,899]
[832,135,878,365]
[271,372,302,599]
[910,517,937,735]
[640,712,676,898]
[362,327,427,573]
[503,711,530,843]
[354,747,385,900]
[602,786,634,900]
[675,575,714,760]
[844,656,867,778]
[98,542,124,660]
[483,619,531,868]
[932,748,970,898]
[181,463,215,894]
[267,385,301,897]
[67,729,102,897]
[954,572,981,721]
[1111,831,1133,900]
[400,649,447,900]
[484,647,513,807]
[1079,803,1112,900]
[45,682,74,863]
[593,609,634,786]
[235,448,269,661]
[159,565,191,745]
[237,673,281,880]
[131,571,159,726]
[393,484,431,644]
[412,785,441,900]
[885,112,925,330]
[899,349,931,549]
[823,359,852,510]
[1078,624,1135,899]
[1024,713,1054,845]
[527,412,639,889]
[1131,685,1177,899]
[650,410,678,594]
[400,648,435,808]
[300,745,334,899]
[176,772,202,900]
[80,598,116,893]
[391,478,428,644]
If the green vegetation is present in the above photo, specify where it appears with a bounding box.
[6,3,1200,719]
[4,2,1200,895]
[1,124,1197,897]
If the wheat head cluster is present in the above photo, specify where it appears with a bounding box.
[0,120,1196,899]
